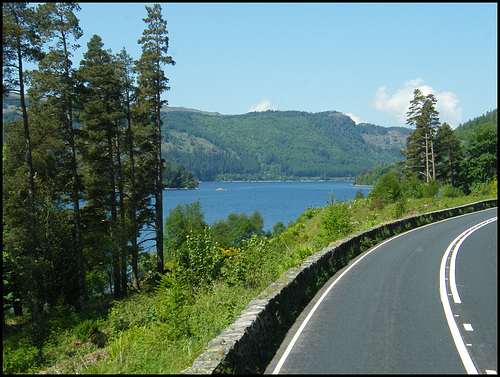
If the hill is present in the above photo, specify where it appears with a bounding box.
[2,95,410,181]
[453,109,497,145]
[160,109,410,181]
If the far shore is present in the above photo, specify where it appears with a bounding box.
[164,179,374,189]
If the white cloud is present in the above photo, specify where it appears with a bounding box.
[247,98,279,113]
[346,112,362,125]
[370,78,463,128]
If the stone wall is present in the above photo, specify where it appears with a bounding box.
[181,199,497,374]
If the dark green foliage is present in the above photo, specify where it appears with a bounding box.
[164,200,207,260]
[321,191,353,241]
[353,162,401,186]
[459,122,497,189]
[74,319,99,342]
[369,172,403,202]
[441,183,464,198]
[162,110,410,181]
[434,123,462,186]
[454,109,497,143]
[163,162,199,189]
[211,211,265,249]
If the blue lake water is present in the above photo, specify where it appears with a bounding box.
[164,181,371,230]
[140,181,371,251]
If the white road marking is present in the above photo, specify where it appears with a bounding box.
[485,370,497,375]
[463,323,474,332]
[439,216,497,375]
[270,210,496,374]
[271,231,410,374]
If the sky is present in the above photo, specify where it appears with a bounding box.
[50,3,498,128]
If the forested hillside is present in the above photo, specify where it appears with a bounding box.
[353,108,498,188]
[4,97,409,181]
[453,109,497,145]
[160,109,410,181]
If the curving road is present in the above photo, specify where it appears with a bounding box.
[266,208,497,374]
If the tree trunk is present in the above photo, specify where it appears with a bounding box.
[155,91,164,275]
[425,132,429,184]
[430,137,435,181]
[127,106,140,291]
[115,135,128,295]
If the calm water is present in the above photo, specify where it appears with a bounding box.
[163,181,371,230]
[140,181,371,251]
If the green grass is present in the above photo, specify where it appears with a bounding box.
[3,191,496,374]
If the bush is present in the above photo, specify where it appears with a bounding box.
[173,227,221,288]
[403,177,424,199]
[321,191,352,241]
[441,183,464,198]
[74,319,99,342]
[422,179,440,197]
[393,197,407,218]
[369,172,403,202]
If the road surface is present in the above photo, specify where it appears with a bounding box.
[266,208,497,374]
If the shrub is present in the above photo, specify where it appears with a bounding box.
[74,319,99,342]
[173,227,221,288]
[393,197,407,218]
[441,183,464,198]
[422,179,440,197]
[402,177,423,199]
[321,191,352,241]
[369,172,403,202]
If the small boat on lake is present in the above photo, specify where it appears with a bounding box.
[215,187,227,191]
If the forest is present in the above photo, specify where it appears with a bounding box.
[2,2,497,374]
[354,109,497,192]
[160,109,410,181]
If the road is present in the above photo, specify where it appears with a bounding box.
[266,207,497,374]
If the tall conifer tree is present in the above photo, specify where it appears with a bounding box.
[402,89,440,183]
[34,2,86,305]
[434,122,462,186]
[3,2,45,316]
[136,4,175,274]
[76,34,126,297]
[116,47,141,290]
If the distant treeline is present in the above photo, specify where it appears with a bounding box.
[353,109,497,188]
[161,110,410,181]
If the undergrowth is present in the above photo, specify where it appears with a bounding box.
[3,191,496,374]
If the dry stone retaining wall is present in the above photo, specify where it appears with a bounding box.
[182,199,497,374]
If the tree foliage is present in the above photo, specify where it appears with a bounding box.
[2,3,177,320]
[135,3,175,275]
[161,110,410,181]
[401,89,440,183]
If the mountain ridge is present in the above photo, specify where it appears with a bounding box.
[159,108,411,181]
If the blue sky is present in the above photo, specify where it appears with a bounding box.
[67,3,496,128]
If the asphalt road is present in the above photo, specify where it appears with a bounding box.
[266,207,497,374]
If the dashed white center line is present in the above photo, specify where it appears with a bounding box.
[463,323,474,332]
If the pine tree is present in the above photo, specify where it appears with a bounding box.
[3,2,45,317]
[76,34,127,297]
[33,2,86,306]
[116,47,142,290]
[402,89,440,183]
[136,4,175,274]
[434,122,462,186]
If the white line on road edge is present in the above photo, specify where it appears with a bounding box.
[272,215,445,374]
[271,234,398,374]
[439,216,497,375]
[271,208,496,374]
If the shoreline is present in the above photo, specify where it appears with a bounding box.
[164,179,374,190]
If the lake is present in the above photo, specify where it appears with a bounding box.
[140,181,372,251]
[164,181,371,230]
